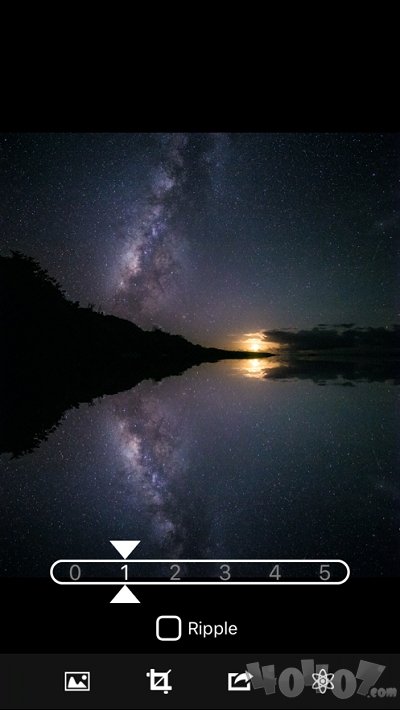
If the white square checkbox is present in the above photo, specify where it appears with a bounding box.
[156,615,182,641]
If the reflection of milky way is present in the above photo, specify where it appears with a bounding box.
[111,385,206,556]
[114,134,189,322]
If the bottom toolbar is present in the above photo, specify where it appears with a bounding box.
[0,654,398,709]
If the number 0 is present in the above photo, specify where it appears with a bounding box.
[69,564,81,581]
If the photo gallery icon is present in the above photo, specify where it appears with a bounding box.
[64,672,91,692]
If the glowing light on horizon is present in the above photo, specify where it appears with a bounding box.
[233,331,282,353]
[238,332,267,352]
[248,338,262,351]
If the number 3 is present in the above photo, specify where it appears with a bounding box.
[219,564,231,581]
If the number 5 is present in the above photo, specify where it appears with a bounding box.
[319,564,330,581]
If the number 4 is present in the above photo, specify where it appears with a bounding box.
[269,564,281,580]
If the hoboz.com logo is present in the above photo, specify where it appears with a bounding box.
[246,659,397,699]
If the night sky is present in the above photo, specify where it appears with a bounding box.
[1,132,399,347]
[0,133,399,578]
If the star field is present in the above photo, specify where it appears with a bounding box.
[1,132,398,346]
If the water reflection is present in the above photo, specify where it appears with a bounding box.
[111,387,192,557]
[0,359,398,577]
[235,357,286,378]
[234,355,399,385]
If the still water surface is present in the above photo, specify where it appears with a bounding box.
[0,358,398,577]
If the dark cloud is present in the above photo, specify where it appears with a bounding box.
[264,325,400,352]
[264,357,399,385]
[317,323,356,329]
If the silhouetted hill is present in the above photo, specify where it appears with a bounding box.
[0,251,270,368]
[0,251,196,367]
[0,252,272,456]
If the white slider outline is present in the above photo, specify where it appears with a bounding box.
[50,558,350,585]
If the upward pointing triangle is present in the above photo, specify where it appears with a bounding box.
[110,585,140,604]
[110,540,140,559]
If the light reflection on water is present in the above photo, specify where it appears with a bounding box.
[232,356,286,378]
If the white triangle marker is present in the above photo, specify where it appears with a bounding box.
[110,585,140,604]
[110,540,140,559]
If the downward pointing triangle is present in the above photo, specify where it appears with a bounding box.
[110,540,140,559]
[110,585,140,604]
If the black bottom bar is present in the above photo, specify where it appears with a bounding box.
[0,653,398,709]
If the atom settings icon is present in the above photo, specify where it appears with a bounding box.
[312,668,335,694]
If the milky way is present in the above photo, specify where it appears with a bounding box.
[113,134,190,324]
[110,381,209,557]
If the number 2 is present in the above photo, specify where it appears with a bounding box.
[170,564,181,581]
